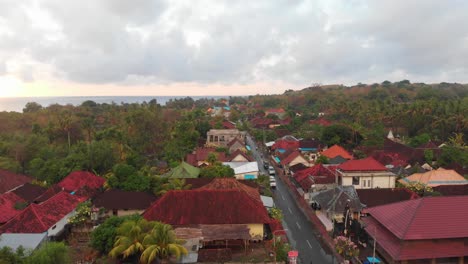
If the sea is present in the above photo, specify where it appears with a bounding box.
[0,96,226,112]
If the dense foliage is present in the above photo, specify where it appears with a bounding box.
[0,242,70,264]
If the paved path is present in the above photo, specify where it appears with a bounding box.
[246,135,334,264]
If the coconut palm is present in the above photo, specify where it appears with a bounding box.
[140,222,188,264]
[109,219,154,260]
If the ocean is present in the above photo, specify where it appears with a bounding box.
[0,96,225,112]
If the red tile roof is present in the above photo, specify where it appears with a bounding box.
[308,118,332,127]
[228,149,253,162]
[293,164,335,185]
[272,139,300,151]
[280,151,304,166]
[0,191,86,233]
[321,145,352,160]
[363,216,467,261]
[366,196,468,240]
[185,148,227,166]
[0,192,25,223]
[58,171,105,192]
[0,170,31,194]
[338,157,387,172]
[143,189,270,225]
[93,189,156,210]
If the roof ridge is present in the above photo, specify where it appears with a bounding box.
[400,198,424,239]
[30,204,48,231]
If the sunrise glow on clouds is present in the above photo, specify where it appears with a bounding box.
[1,0,468,97]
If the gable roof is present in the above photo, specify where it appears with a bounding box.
[0,170,31,194]
[338,157,388,172]
[162,161,200,178]
[58,171,105,192]
[366,196,468,240]
[227,137,244,148]
[321,145,352,160]
[289,163,308,174]
[186,148,227,166]
[228,149,252,162]
[0,192,25,224]
[12,183,47,202]
[199,178,261,202]
[356,188,419,209]
[433,184,468,196]
[298,139,324,150]
[280,151,306,166]
[143,189,270,225]
[293,164,335,185]
[0,191,86,234]
[399,168,467,187]
[93,189,156,210]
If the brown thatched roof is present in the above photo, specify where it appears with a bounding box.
[200,224,251,241]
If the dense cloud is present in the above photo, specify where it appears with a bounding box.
[1,0,468,87]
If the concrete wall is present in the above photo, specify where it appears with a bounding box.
[340,172,396,189]
[231,154,249,162]
[47,211,75,237]
[248,223,264,240]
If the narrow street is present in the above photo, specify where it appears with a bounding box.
[246,136,334,264]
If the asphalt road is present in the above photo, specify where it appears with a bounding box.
[246,135,334,264]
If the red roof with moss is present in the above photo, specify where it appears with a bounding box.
[199,178,261,202]
[143,189,270,225]
[293,164,335,185]
[321,145,353,160]
[0,192,25,223]
[58,171,105,192]
[338,157,387,172]
[0,170,32,194]
[0,191,86,233]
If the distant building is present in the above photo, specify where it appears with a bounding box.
[205,129,246,148]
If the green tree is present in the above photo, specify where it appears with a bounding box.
[199,163,235,178]
[25,242,70,264]
[157,179,192,196]
[140,222,187,264]
[315,155,329,164]
[0,246,25,264]
[91,215,142,254]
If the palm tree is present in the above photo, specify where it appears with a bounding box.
[140,222,188,264]
[157,179,192,196]
[109,219,153,260]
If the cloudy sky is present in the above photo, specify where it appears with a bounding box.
[1,0,468,97]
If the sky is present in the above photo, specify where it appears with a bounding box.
[1,0,468,97]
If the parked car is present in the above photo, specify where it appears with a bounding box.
[269,175,275,181]
[268,166,275,176]
[270,181,276,189]
[263,161,269,170]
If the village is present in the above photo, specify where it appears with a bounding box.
[0,98,467,264]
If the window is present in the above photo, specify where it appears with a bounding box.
[367,180,371,187]
[363,180,366,187]
[352,176,360,185]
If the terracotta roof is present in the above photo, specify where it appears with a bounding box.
[92,189,156,210]
[250,117,273,128]
[289,163,308,174]
[0,191,86,234]
[0,192,25,223]
[269,219,286,236]
[227,137,244,148]
[280,151,305,166]
[198,178,261,202]
[308,118,332,127]
[366,196,468,240]
[433,184,468,196]
[185,148,227,166]
[363,215,467,261]
[321,145,352,160]
[58,171,105,192]
[222,121,236,129]
[356,188,419,209]
[338,157,388,172]
[228,150,253,162]
[293,164,335,185]
[272,139,300,151]
[143,189,270,225]
[12,183,47,202]
[0,170,31,194]
[399,168,468,187]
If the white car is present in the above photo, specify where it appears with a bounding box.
[269,175,275,181]
[270,181,277,189]
[268,166,275,175]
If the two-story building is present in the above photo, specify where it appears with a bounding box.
[205,129,246,148]
[337,157,396,189]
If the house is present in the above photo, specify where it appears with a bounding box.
[186,148,227,167]
[293,164,337,193]
[289,163,308,176]
[337,157,396,189]
[250,117,274,129]
[362,196,468,264]
[143,189,271,242]
[0,191,86,237]
[356,188,419,213]
[162,161,200,178]
[92,189,156,217]
[0,170,31,194]
[222,162,259,180]
[227,138,246,154]
[174,228,203,263]
[272,136,300,153]
[58,171,105,193]
[310,186,364,230]
[280,151,310,170]
[198,178,261,202]
[433,184,468,196]
[399,168,468,187]
[320,145,353,160]
[298,139,325,154]
[328,155,348,165]
[228,149,253,162]
[205,129,245,148]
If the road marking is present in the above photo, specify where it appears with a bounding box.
[296,222,301,230]
[281,194,285,201]
[306,240,312,248]
[288,207,292,213]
